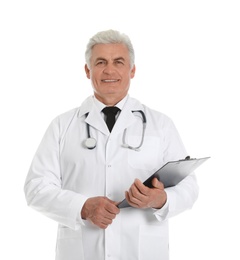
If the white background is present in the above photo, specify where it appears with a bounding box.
[1,0,239,259]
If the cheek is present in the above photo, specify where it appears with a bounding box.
[90,70,101,80]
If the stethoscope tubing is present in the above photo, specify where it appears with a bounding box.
[84,110,146,151]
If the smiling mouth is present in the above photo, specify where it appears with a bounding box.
[101,79,119,83]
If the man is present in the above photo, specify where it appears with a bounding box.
[24,29,199,260]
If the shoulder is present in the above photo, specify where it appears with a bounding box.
[52,96,93,126]
[55,107,80,123]
[43,107,80,141]
[142,103,174,127]
[127,96,174,125]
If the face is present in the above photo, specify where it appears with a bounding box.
[85,43,136,105]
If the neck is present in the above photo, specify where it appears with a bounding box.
[94,94,127,106]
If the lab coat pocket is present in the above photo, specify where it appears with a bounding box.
[127,136,162,171]
[139,224,169,260]
[56,226,84,260]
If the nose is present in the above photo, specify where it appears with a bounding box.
[103,63,115,74]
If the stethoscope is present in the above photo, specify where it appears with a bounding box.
[84,110,147,151]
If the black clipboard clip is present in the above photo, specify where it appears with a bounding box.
[179,156,196,161]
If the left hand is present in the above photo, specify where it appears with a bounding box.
[125,178,167,209]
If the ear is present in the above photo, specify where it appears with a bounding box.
[84,64,91,79]
[130,65,136,79]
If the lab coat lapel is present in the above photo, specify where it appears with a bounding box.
[78,96,109,135]
[113,97,144,135]
[78,96,144,136]
[86,109,109,135]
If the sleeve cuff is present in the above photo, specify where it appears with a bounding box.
[153,199,170,221]
[73,196,89,229]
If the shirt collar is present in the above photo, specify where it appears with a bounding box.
[93,95,129,112]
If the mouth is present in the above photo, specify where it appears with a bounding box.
[101,79,119,83]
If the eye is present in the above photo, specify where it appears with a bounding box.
[95,60,106,66]
[114,60,124,65]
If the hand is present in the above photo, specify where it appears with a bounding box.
[125,178,167,209]
[81,196,120,229]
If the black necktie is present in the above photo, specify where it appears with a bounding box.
[102,106,120,132]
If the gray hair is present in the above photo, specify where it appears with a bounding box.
[85,29,135,69]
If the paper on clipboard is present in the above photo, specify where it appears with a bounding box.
[118,156,210,208]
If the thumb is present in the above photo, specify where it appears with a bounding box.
[152,178,164,189]
[106,197,118,205]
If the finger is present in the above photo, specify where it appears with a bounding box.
[133,179,149,195]
[104,199,120,215]
[92,208,116,228]
[152,178,164,189]
[98,218,113,229]
[129,183,144,200]
[125,191,141,207]
[126,187,144,207]
[103,210,118,221]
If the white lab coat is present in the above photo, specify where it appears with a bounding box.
[24,95,199,260]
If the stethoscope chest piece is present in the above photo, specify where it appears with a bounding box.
[84,137,97,149]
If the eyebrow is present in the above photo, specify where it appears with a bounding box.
[114,57,125,61]
[95,57,106,61]
[95,57,126,62]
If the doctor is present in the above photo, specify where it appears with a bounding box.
[24,29,199,260]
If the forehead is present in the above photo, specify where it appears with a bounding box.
[91,43,130,61]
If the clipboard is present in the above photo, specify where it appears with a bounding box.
[118,156,210,208]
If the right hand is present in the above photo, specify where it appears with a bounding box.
[81,196,120,229]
